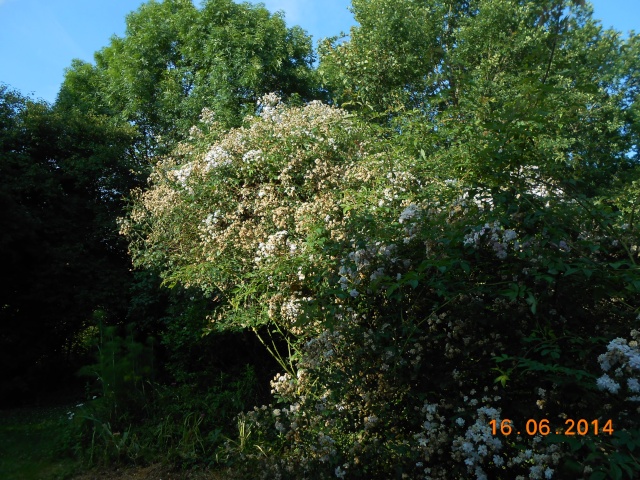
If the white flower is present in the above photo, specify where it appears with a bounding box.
[204,145,232,171]
[173,163,193,186]
[199,107,215,124]
[475,467,488,480]
[596,374,620,394]
[399,204,419,223]
[258,93,282,121]
[628,353,640,370]
[242,149,262,163]
[188,125,201,138]
[503,229,517,242]
[370,267,385,281]
[608,338,629,352]
[598,353,612,371]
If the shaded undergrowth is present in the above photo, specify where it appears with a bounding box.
[0,403,81,480]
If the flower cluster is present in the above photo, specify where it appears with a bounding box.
[451,405,504,479]
[338,241,402,296]
[173,162,194,188]
[597,332,640,401]
[203,145,232,171]
[254,230,298,263]
[463,221,518,259]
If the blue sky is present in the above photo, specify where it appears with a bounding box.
[0,0,637,104]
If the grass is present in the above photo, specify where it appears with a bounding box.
[0,403,81,480]
[0,385,244,480]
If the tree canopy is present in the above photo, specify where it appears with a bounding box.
[0,85,137,404]
[57,0,319,157]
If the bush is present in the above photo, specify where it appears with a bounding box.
[72,319,264,468]
[122,91,640,478]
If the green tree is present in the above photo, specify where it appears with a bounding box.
[57,0,319,157]
[0,85,138,405]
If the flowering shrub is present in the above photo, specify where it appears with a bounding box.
[597,334,640,400]
[122,93,640,479]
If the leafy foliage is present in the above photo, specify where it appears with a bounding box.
[0,85,137,405]
[4,0,640,478]
[123,1,640,478]
[57,0,319,156]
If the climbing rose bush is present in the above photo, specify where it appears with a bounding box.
[122,95,640,479]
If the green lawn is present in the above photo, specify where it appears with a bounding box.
[0,403,81,480]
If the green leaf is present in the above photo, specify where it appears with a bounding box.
[589,472,607,480]
[564,266,580,276]
[608,462,623,480]
[619,461,634,478]
[460,261,470,274]
[494,374,509,387]
[387,283,399,297]
[625,281,640,293]
[492,354,511,363]
[526,292,537,314]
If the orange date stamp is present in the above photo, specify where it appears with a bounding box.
[490,419,613,436]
